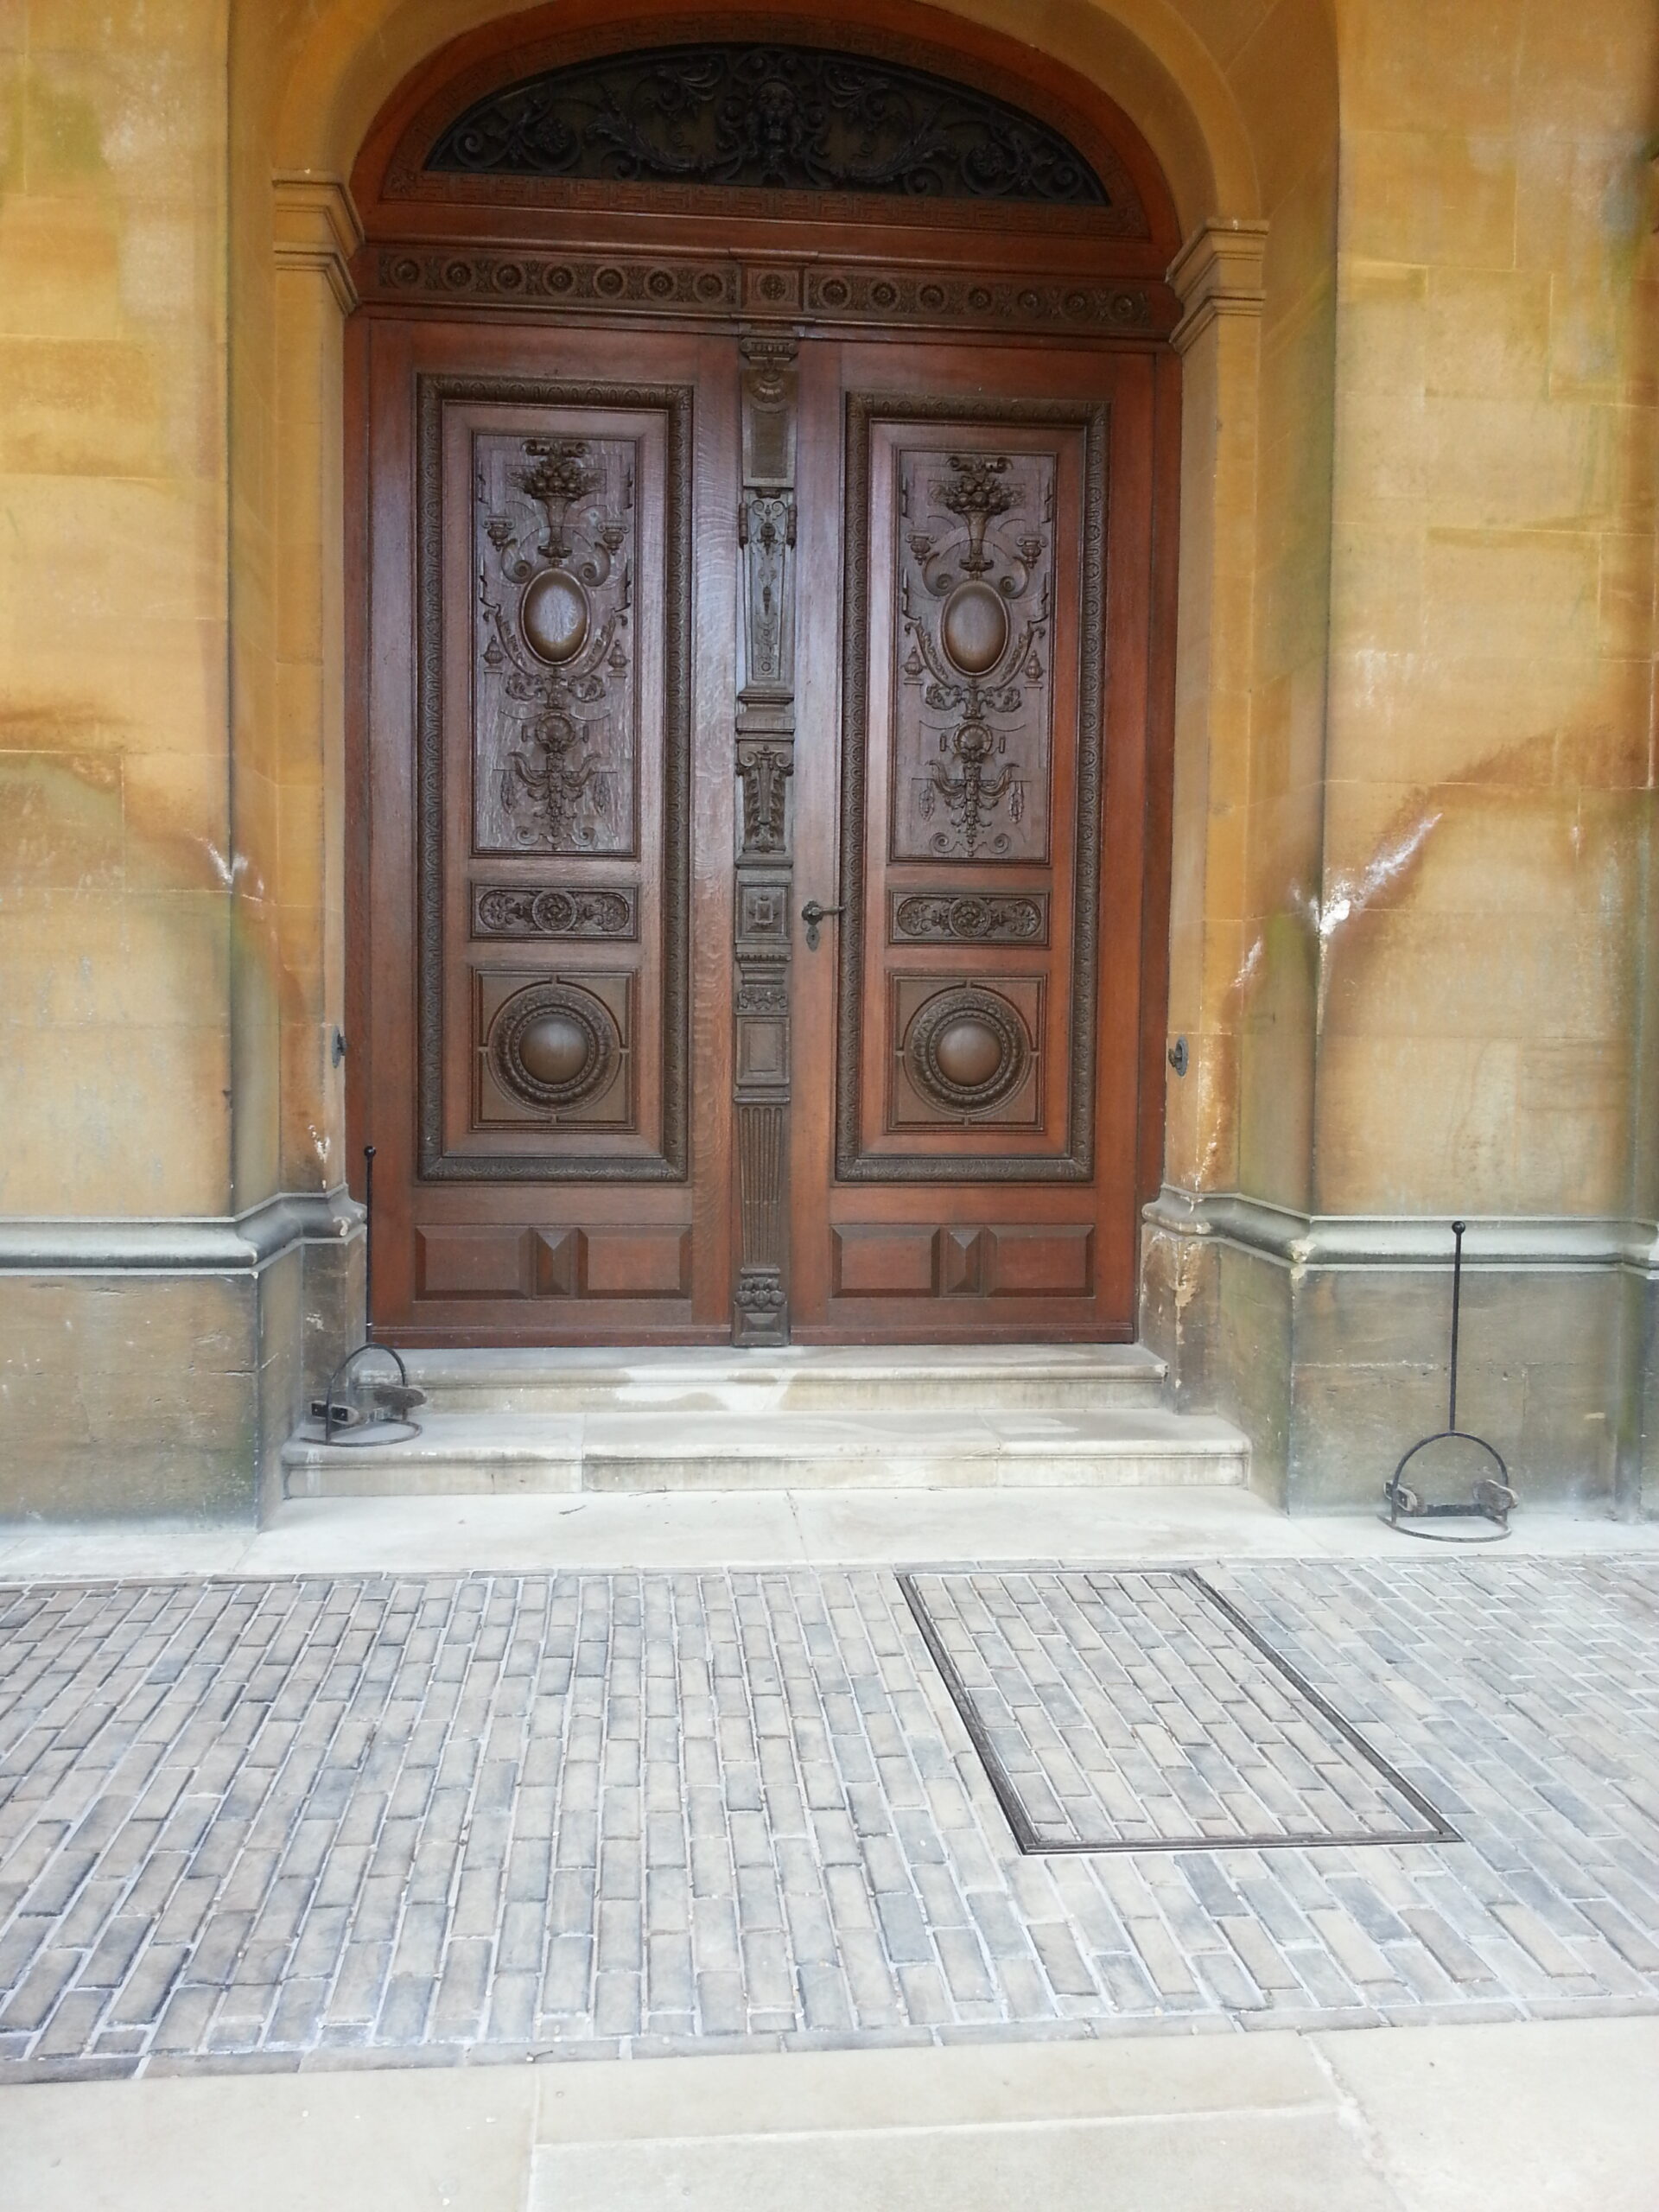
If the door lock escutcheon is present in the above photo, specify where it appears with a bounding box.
[799,899,845,951]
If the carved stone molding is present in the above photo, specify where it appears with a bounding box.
[1166,219,1268,357]
[0,1191,360,1276]
[273,175,365,314]
[1143,1188,1659,1276]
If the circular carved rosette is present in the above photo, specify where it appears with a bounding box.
[904,987,1030,1116]
[487,982,620,1111]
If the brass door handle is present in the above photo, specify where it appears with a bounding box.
[799,900,846,950]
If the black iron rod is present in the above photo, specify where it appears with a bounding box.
[363,1143,376,1346]
[1447,1218,1465,1432]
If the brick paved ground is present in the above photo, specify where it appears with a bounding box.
[1,1559,1657,2078]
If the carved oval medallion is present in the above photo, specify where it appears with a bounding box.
[939,578,1009,675]
[488,982,620,1109]
[904,986,1029,1116]
[520,566,591,664]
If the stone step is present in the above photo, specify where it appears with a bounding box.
[281,1405,1248,1499]
[397,1342,1168,1417]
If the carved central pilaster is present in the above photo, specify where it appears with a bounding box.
[732,334,799,1344]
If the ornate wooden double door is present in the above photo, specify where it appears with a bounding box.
[355,314,1168,1344]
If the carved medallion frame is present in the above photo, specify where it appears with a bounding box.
[415,372,692,1181]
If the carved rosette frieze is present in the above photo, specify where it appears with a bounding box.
[733,335,800,1344]
[368,251,1165,340]
[472,884,637,938]
[890,891,1046,943]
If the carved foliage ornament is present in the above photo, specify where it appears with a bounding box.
[428,42,1110,207]
[475,432,638,855]
[737,742,792,856]
[897,448,1055,861]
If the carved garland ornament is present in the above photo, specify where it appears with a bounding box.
[901,451,1052,860]
[477,433,636,855]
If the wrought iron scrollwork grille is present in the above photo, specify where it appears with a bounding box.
[428,41,1112,207]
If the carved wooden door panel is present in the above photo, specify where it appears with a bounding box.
[787,342,1161,1340]
[356,321,736,1343]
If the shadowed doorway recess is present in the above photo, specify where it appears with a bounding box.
[346,5,1181,1349]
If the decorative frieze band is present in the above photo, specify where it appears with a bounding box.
[370,247,1164,339]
